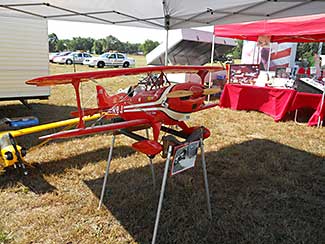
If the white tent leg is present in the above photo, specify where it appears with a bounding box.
[253,42,257,63]
[318,86,325,127]
[267,45,272,72]
[151,145,173,244]
[164,29,169,65]
[208,30,216,102]
[294,109,298,123]
[146,129,156,189]
[98,135,116,209]
[200,138,212,219]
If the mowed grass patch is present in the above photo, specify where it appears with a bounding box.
[0,58,324,244]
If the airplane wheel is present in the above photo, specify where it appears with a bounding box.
[97,62,105,68]
[66,59,73,65]
[123,62,130,68]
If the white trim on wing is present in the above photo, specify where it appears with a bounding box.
[124,107,191,121]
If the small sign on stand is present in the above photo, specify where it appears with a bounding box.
[171,141,199,175]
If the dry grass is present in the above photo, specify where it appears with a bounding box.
[0,56,324,244]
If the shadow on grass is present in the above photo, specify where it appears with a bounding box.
[0,145,136,194]
[0,102,74,122]
[85,139,325,244]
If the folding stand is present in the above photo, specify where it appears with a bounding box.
[98,135,212,244]
[98,132,157,209]
[151,137,212,244]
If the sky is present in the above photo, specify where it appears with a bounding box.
[48,20,213,44]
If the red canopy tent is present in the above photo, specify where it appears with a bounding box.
[213,14,325,43]
[213,14,325,127]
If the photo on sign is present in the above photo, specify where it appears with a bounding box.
[171,141,200,176]
[227,64,260,84]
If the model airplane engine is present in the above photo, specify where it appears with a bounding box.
[0,133,26,171]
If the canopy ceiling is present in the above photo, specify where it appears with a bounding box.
[214,14,325,43]
[1,0,325,30]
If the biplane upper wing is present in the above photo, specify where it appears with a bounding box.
[26,66,223,86]
[39,118,150,140]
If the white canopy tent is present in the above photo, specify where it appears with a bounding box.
[2,1,325,243]
[2,0,325,64]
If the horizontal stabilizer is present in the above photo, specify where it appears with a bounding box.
[132,140,163,157]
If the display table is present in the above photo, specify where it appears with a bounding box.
[220,84,324,125]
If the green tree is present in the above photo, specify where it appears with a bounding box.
[140,39,160,55]
[83,37,95,53]
[93,40,104,54]
[68,37,94,52]
[124,41,141,54]
[48,33,58,52]
[227,40,243,59]
[105,35,123,51]
[100,38,108,52]
[296,43,320,65]
[56,39,70,51]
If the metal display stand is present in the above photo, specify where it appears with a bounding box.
[98,134,212,244]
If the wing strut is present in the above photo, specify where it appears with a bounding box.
[72,80,85,128]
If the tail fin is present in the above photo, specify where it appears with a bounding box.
[96,85,112,108]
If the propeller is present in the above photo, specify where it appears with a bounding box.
[203,87,221,95]
[8,133,28,175]
[167,87,221,98]
[166,90,194,98]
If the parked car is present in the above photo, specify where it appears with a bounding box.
[49,51,72,63]
[53,52,92,65]
[83,52,135,68]
[49,52,60,62]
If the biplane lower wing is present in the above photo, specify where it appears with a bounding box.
[39,118,150,140]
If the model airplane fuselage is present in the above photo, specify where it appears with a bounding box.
[97,82,212,124]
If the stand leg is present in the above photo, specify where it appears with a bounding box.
[200,138,212,219]
[146,129,156,188]
[151,145,173,244]
[149,158,156,189]
[98,135,115,209]
[294,109,298,123]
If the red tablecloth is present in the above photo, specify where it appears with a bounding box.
[290,92,321,111]
[220,84,296,121]
[308,98,325,126]
[220,84,324,125]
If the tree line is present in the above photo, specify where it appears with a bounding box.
[48,33,160,55]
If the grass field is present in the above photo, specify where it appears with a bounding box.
[0,56,324,244]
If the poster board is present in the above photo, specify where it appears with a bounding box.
[227,64,260,84]
[171,141,200,176]
[241,41,297,71]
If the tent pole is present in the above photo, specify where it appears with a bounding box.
[318,86,325,127]
[317,42,323,127]
[207,28,216,102]
[267,45,272,72]
[318,42,323,56]
[164,29,169,65]
[253,42,256,64]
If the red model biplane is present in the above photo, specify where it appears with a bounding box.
[26,66,223,158]
[27,65,223,244]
